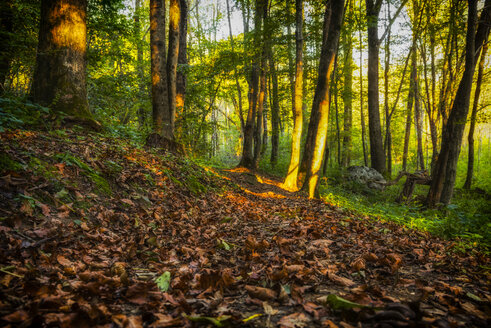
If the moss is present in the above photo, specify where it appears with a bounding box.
[0,153,23,173]
[29,157,59,179]
[185,175,207,195]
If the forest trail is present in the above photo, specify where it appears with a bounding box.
[0,130,490,327]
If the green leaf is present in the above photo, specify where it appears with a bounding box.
[182,314,231,327]
[466,292,483,302]
[155,271,171,292]
[325,294,367,310]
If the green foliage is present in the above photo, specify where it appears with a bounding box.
[0,153,23,173]
[154,271,171,292]
[0,97,51,131]
[318,170,491,250]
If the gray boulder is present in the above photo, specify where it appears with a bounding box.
[347,166,386,190]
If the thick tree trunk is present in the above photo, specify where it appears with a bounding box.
[176,0,188,127]
[149,0,169,135]
[464,42,487,189]
[301,0,345,198]
[31,0,92,119]
[166,0,180,139]
[366,0,385,174]
[283,0,304,190]
[427,0,488,207]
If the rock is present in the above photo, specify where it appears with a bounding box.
[346,166,386,190]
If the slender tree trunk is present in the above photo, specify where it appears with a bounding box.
[239,0,262,168]
[383,2,391,176]
[270,47,280,167]
[334,57,341,166]
[359,24,368,166]
[464,42,487,189]
[31,0,93,120]
[301,0,345,198]
[253,0,267,168]
[284,0,304,190]
[427,0,489,207]
[149,0,168,135]
[166,0,180,139]
[342,3,353,168]
[176,0,188,130]
[226,0,245,133]
[402,73,414,172]
[0,0,13,92]
[366,0,385,174]
[134,0,146,129]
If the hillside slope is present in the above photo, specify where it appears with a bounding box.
[0,129,489,327]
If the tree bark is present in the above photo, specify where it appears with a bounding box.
[134,0,146,129]
[342,2,353,168]
[239,0,262,169]
[284,0,304,190]
[176,0,188,128]
[149,0,169,135]
[427,0,489,207]
[464,42,487,189]
[166,0,180,139]
[31,0,92,119]
[366,0,385,174]
[269,46,280,167]
[359,22,368,167]
[301,0,345,198]
[0,0,13,91]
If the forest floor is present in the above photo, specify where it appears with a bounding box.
[0,128,490,327]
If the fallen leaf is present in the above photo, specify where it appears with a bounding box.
[246,285,276,301]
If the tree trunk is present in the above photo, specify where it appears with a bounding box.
[149,0,169,135]
[427,0,489,207]
[226,0,245,134]
[31,0,92,119]
[301,0,345,198]
[283,0,304,190]
[253,0,267,168]
[464,42,487,189]
[269,47,280,167]
[359,24,368,167]
[366,0,385,174]
[342,3,353,168]
[402,76,413,172]
[239,0,262,169]
[166,0,180,139]
[176,0,187,128]
[383,3,390,176]
[134,0,146,129]
[0,0,13,91]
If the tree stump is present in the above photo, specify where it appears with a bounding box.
[396,171,431,203]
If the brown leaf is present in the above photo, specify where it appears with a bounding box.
[245,285,276,301]
[57,255,73,267]
[2,310,29,323]
[350,257,365,271]
[278,312,310,328]
[328,272,355,287]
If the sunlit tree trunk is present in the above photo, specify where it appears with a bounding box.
[149,0,169,135]
[365,0,385,174]
[427,0,489,207]
[464,42,487,189]
[284,0,304,190]
[31,0,93,119]
[301,0,345,198]
[166,0,180,139]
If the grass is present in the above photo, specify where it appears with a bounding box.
[317,169,490,252]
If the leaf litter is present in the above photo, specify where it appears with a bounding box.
[0,129,490,327]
